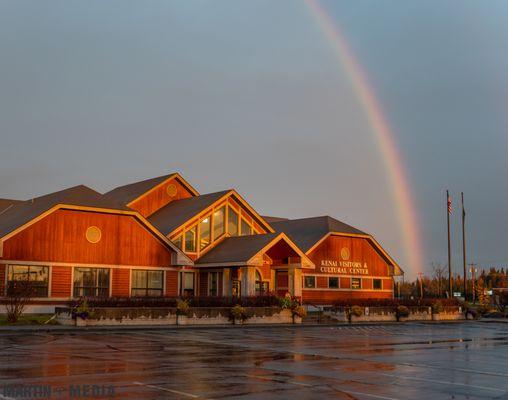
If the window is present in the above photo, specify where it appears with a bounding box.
[304,276,316,289]
[351,277,362,290]
[228,207,238,236]
[199,216,211,250]
[182,272,195,297]
[240,218,252,236]
[73,267,110,297]
[213,206,225,240]
[255,270,269,295]
[131,270,164,297]
[7,265,49,297]
[209,272,219,296]
[328,277,339,289]
[185,226,197,252]
[373,279,382,290]
[173,235,183,250]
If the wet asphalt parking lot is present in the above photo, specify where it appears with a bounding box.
[0,322,507,400]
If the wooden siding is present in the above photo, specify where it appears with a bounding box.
[129,177,195,218]
[1,209,175,267]
[165,271,178,297]
[112,268,130,297]
[302,289,393,304]
[0,264,5,296]
[50,266,72,297]
[309,235,391,277]
[199,272,208,296]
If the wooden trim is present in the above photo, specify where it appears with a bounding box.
[247,233,315,269]
[126,173,199,207]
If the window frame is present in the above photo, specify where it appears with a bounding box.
[131,270,164,297]
[304,275,316,289]
[227,206,239,236]
[208,271,220,297]
[328,276,339,289]
[351,277,362,290]
[184,226,197,253]
[212,206,226,241]
[199,215,212,251]
[6,265,49,298]
[73,267,111,298]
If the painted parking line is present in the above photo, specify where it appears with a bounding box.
[377,373,506,393]
[244,374,314,387]
[133,381,201,398]
[340,390,401,400]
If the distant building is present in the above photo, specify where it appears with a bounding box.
[0,172,403,310]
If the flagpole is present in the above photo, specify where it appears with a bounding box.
[447,190,452,298]
[461,192,467,300]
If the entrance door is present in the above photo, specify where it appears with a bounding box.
[275,270,289,296]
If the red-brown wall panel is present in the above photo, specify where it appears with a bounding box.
[50,266,72,297]
[316,276,328,289]
[309,235,392,277]
[129,177,194,218]
[1,209,174,268]
[165,271,178,297]
[112,268,130,297]
[199,272,208,296]
[0,264,5,296]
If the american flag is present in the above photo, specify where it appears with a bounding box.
[447,194,452,214]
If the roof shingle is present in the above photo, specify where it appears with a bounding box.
[270,216,366,252]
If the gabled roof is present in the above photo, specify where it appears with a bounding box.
[148,189,274,236]
[104,172,199,205]
[148,190,231,236]
[0,185,130,239]
[271,216,366,253]
[0,198,23,214]
[195,233,314,269]
[262,216,289,223]
[271,215,403,276]
[0,185,193,265]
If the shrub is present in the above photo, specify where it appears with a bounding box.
[432,301,443,314]
[176,299,190,316]
[5,281,35,323]
[71,298,93,320]
[230,304,250,323]
[67,295,282,309]
[292,306,307,318]
[476,304,491,316]
[351,305,363,317]
[396,305,410,321]
[279,293,292,310]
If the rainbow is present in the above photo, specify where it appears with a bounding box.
[305,0,423,276]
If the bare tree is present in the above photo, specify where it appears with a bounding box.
[431,262,447,298]
[5,280,34,323]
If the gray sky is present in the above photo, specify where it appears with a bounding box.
[1,0,507,279]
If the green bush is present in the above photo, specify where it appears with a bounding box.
[432,301,443,314]
[176,299,190,316]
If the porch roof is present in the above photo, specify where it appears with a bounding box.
[194,233,315,269]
